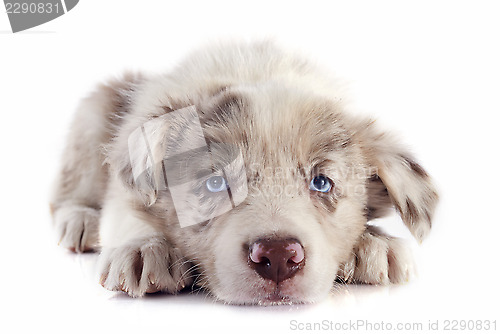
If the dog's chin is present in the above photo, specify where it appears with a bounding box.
[253,290,308,306]
[215,280,319,306]
[223,292,309,306]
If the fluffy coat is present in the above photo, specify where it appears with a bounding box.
[51,41,438,305]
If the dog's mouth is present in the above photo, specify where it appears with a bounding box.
[254,286,305,306]
[259,297,291,306]
[260,293,293,306]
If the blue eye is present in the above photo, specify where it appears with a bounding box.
[206,175,228,192]
[309,175,332,193]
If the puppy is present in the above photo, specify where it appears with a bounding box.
[51,41,438,305]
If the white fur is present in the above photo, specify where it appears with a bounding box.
[51,41,438,304]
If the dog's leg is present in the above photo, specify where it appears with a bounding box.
[50,75,141,252]
[98,233,193,297]
[337,225,415,284]
[97,182,193,296]
[50,96,109,252]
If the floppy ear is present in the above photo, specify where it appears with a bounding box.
[77,72,165,207]
[355,120,439,242]
[107,83,237,207]
[99,73,170,207]
[122,116,169,207]
[110,99,211,207]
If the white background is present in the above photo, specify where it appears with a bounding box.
[1,1,499,333]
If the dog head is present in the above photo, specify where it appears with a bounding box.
[108,73,438,305]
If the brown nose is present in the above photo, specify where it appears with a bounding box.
[248,239,305,283]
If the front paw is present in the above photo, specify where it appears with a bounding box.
[338,226,415,285]
[53,205,100,253]
[98,236,193,297]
